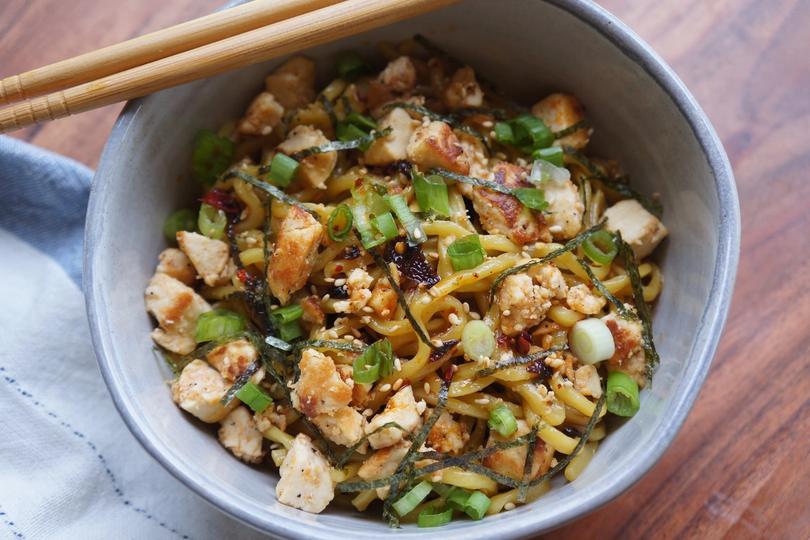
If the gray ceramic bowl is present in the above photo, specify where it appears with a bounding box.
[85,0,740,537]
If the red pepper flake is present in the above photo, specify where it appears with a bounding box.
[334,264,344,273]
[200,188,242,216]
[496,333,513,350]
[236,268,249,283]
[442,364,455,383]
[515,330,533,355]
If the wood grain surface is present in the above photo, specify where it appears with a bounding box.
[3,1,808,538]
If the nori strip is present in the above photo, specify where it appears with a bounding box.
[616,232,660,380]
[575,257,636,320]
[382,102,483,140]
[474,345,567,378]
[228,169,318,217]
[553,120,590,139]
[335,422,410,469]
[288,128,392,160]
[294,339,367,354]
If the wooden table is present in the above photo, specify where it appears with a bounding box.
[3,1,808,538]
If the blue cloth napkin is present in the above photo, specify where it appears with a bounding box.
[0,136,265,540]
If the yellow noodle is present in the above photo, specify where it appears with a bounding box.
[432,467,498,494]
[547,305,586,327]
[233,178,265,232]
[430,253,522,299]
[238,247,265,267]
[351,489,377,512]
[487,481,550,515]
[507,382,566,426]
[564,442,598,482]
[261,426,294,450]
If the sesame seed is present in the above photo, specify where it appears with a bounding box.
[363,408,374,417]
[361,316,371,323]
[549,225,563,233]
[381,309,391,317]
[392,378,404,391]
[362,306,374,313]
[482,120,493,128]
[502,309,511,317]
[432,339,444,347]
[474,397,490,405]
[322,294,330,301]
[420,296,431,304]
[424,382,431,394]
[344,335,355,341]
[324,277,335,283]
[334,278,346,287]
[394,358,402,371]
[379,383,392,392]
[470,312,481,320]
[448,313,461,325]
[462,302,471,312]
[504,502,515,511]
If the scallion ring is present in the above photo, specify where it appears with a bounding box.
[385,194,425,244]
[513,187,548,211]
[265,153,299,187]
[413,173,451,217]
[235,382,273,413]
[194,309,245,343]
[447,234,485,271]
[392,480,433,517]
[198,203,227,240]
[372,212,398,242]
[417,505,453,528]
[582,230,618,265]
[606,371,640,417]
[163,208,196,242]
[327,204,353,241]
[488,404,518,437]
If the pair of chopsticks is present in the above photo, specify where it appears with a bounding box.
[0,0,459,134]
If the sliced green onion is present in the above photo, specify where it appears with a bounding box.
[344,112,377,132]
[271,304,303,324]
[337,51,367,80]
[336,122,368,142]
[265,153,299,188]
[352,339,393,383]
[532,146,564,167]
[327,204,353,241]
[417,505,453,528]
[528,158,571,185]
[351,202,381,248]
[493,122,514,144]
[461,320,495,362]
[198,203,227,240]
[570,318,615,364]
[464,491,491,520]
[488,404,518,437]
[278,320,303,342]
[373,212,398,241]
[582,230,618,265]
[512,114,553,150]
[392,480,433,516]
[265,335,293,351]
[163,208,196,242]
[235,382,273,413]
[194,309,245,343]
[445,487,471,511]
[447,234,485,271]
[606,370,640,417]
[513,187,548,211]
[413,173,451,217]
[385,194,425,244]
[192,129,234,185]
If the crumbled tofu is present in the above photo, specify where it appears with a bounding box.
[145,273,211,355]
[218,406,266,463]
[357,440,409,482]
[496,273,553,336]
[442,66,484,110]
[531,93,591,150]
[300,295,325,326]
[291,348,353,418]
[482,420,554,480]
[337,364,372,409]
[603,199,668,259]
[254,406,288,432]
[264,56,316,110]
[156,248,196,285]
[602,311,647,388]
[566,284,607,315]
[472,162,550,245]
[363,108,418,165]
[426,411,469,454]
[277,125,337,190]
[367,277,398,317]
[574,365,603,399]
[171,359,236,423]
[206,338,258,382]
[312,406,367,447]
[332,268,374,314]
[543,178,585,240]
[238,92,284,136]
[529,263,568,300]
[176,231,235,287]
[406,120,471,174]
[276,433,335,514]
[366,386,422,449]
[378,56,417,93]
[266,206,324,305]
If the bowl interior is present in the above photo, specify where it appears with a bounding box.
[87,0,736,538]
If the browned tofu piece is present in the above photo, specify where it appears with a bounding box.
[264,56,316,110]
[277,125,337,190]
[145,273,211,355]
[266,206,324,305]
[237,92,284,136]
[406,120,470,174]
[531,93,591,150]
[471,162,550,245]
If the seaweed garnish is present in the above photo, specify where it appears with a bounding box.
[220,360,262,406]
[518,429,538,503]
[368,244,436,350]
[293,339,367,354]
[474,345,567,378]
[382,102,484,141]
[288,128,392,160]
[335,421,410,469]
[616,232,660,380]
[489,222,605,302]
[575,257,636,320]
[553,120,590,139]
[229,169,319,217]
[429,339,460,363]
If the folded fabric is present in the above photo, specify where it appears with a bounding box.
[0,136,265,540]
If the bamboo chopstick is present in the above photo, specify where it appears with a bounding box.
[0,0,459,134]
[0,0,342,106]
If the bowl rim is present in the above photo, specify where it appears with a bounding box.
[84,0,740,537]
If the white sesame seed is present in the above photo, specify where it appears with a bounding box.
[423,382,431,394]
[420,296,431,304]
[549,225,563,233]
[334,278,346,287]
[322,294,330,301]
[362,306,374,313]
[474,398,490,405]
[324,277,335,283]
[363,408,374,417]
[448,313,461,325]
[470,312,481,320]
[431,339,444,347]
[504,503,516,511]
[502,309,511,317]
[393,378,404,391]
[361,316,372,324]
[344,335,355,341]
[462,302,471,313]
[394,358,402,371]
[482,120,493,128]
[381,309,391,317]
[379,383,392,392]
